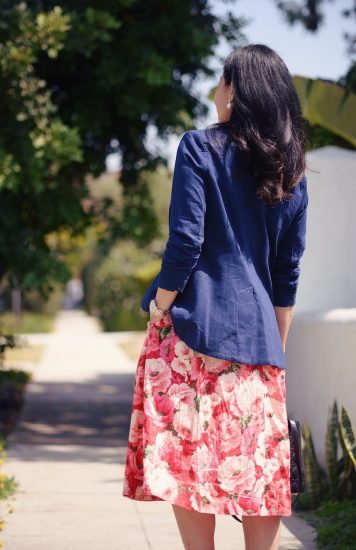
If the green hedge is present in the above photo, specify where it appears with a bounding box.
[82,240,162,331]
[300,499,356,550]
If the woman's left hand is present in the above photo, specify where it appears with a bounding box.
[151,288,177,323]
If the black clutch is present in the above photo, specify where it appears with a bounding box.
[288,418,305,495]
[232,417,305,523]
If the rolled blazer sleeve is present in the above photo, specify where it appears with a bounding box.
[271,176,309,307]
[158,131,208,292]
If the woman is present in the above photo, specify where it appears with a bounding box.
[122,44,309,550]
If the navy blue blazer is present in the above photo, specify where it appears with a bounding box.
[140,126,308,369]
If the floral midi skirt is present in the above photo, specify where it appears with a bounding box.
[122,313,291,517]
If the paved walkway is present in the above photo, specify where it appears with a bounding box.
[3,311,317,549]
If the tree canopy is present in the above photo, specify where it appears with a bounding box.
[275,0,355,92]
[0,1,246,294]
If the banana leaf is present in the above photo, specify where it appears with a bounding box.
[292,76,356,146]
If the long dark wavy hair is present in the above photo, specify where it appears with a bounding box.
[208,44,306,205]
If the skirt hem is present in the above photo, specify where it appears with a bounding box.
[122,490,292,517]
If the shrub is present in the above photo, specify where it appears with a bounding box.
[300,401,356,510]
[0,434,19,547]
[83,240,162,331]
[300,499,356,550]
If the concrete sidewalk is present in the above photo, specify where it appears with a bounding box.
[3,310,317,549]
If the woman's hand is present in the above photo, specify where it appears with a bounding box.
[274,305,294,353]
[149,311,163,324]
[149,288,178,323]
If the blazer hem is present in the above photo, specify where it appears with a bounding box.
[170,313,287,370]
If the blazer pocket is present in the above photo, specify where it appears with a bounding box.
[235,285,258,363]
[218,284,258,362]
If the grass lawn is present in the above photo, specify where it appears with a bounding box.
[300,499,356,550]
[5,345,45,364]
[0,312,54,334]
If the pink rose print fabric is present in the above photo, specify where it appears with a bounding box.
[122,314,291,517]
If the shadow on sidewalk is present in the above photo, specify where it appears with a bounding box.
[7,371,136,463]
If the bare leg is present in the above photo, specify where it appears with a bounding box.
[171,504,216,550]
[242,516,281,550]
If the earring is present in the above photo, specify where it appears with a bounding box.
[226,100,232,110]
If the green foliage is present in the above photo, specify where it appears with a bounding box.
[135,259,162,293]
[0,313,54,334]
[0,3,86,295]
[0,433,19,541]
[274,0,356,150]
[303,120,354,151]
[274,0,330,31]
[325,401,339,497]
[0,470,18,502]
[275,1,355,75]
[0,369,31,386]
[82,239,159,331]
[339,62,356,95]
[294,76,356,147]
[0,324,31,440]
[0,4,80,172]
[0,1,246,296]
[302,422,326,509]
[300,400,356,511]
[0,472,18,504]
[0,335,17,361]
[81,160,172,329]
[340,406,356,467]
[300,499,356,550]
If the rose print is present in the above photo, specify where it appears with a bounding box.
[154,431,184,474]
[144,393,174,428]
[122,317,292,517]
[240,425,259,456]
[190,482,220,510]
[191,443,220,484]
[214,412,242,454]
[128,409,145,442]
[237,495,262,514]
[146,463,179,501]
[201,354,232,375]
[172,402,203,442]
[168,383,196,408]
[144,357,172,393]
[217,455,256,493]
[196,371,217,395]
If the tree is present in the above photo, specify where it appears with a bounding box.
[0,3,84,294]
[0,1,247,295]
[275,0,355,92]
[275,0,356,148]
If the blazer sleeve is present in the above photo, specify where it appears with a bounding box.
[271,176,309,307]
[158,131,208,292]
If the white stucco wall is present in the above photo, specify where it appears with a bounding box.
[296,146,356,312]
[286,308,356,469]
[285,146,356,470]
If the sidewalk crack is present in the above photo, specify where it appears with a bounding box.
[133,501,153,549]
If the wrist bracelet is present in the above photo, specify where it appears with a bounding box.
[149,298,171,318]
[154,298,171,315]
